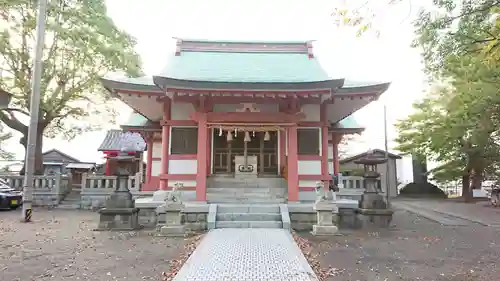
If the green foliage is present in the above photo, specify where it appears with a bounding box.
[331,0,404,36]
[399,182,447,198]
[0,0,142,139]
[396,0,500,188]
[0,126,13,160]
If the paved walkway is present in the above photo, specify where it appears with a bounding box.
[393,199,500,227]
[174,229,317,281]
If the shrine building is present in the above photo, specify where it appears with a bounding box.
[100,39,389,202]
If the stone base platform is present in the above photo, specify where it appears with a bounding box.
[95,207,142,231]
[357,208,394,228]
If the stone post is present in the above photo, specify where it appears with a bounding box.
[156,182,186,236]
[54,173,61,205]
[157,202,186,237]
[312,200,339,236]
[81,173,88,189]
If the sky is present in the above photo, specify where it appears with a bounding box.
[4,0,428,182]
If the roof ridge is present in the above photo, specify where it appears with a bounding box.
[175,38,313,56]
[174,38,314,44]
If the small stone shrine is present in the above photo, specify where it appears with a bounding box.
[312,181,340,236]
[96,140,143,231]
[355,150,394,228]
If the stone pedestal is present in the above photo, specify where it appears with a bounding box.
[96,208,141,230]
[312,201,339,236]
[157,202,186,237]
[357,208,394,228]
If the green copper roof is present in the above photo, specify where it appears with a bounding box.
[157,52,332,83]
[334,115,363,130]
[122,112,150,127]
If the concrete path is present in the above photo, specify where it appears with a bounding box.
[392,201,473,226]
[394,200,500,228]
[174,229,317,281]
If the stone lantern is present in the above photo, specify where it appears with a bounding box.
[95,143,142,230]
[354,150,393,228]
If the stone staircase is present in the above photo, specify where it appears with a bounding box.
[206,176,287,204]
[215,204,283,228]
[57,188,81,209]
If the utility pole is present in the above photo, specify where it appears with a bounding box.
[383,103,390,206]
[22,0,48,222]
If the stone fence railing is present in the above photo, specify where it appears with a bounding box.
[337,176,384,200]
[80,172,144,209]
[81,172,142,193]
[0,173,71,206]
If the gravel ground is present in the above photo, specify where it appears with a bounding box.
[0,209,186,281]
[301,210,500,281]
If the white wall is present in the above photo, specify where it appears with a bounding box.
[301,104,320,121]
[168,180,196,188]
[170,102,195,120]
[298,160,322,175]
[151,160,161,176]
[152,141,162,159]
[168,159,198,174]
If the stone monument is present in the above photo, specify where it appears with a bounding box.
[156,182,186,237]
[312,181,340,236]
[95,148,141,231]
[355,150,394,228]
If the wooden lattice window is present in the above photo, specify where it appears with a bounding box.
[171,127,198,154]
[297,128,320,155]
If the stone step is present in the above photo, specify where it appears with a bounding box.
[208,183,256,188]
[208,198,286,204]
[215,221,283,229]
[208,188,285,193]
[216,213,282,221]
[207,193,284,199]
[57,204,81,209]
[217,204,281,213]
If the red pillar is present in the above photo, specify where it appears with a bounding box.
[321,126,329,178]
[159,124,170,190]
[279,130,286,175]
[320,103,329,183]
[332,133,341,175]
[206,128,211,175]
[287,125,299,201]
[196,113,208,201]
[159,100,171,190]
[104,159,110,176]
[146,136,153,184]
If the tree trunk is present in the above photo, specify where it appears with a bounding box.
[471,167,484,190]
[19,130,44,175]
[462,174,473,202]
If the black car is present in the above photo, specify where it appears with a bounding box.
[0,183,23,210]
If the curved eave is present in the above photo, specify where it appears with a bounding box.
[336,82,391,95]
[100,77,161,93]
[153,76,344,92]
[120,123,161,131]
[329,127,365,135]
